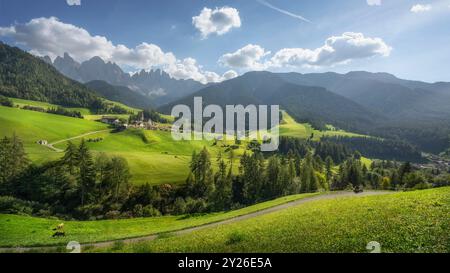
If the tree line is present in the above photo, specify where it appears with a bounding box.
[1,134,448,220]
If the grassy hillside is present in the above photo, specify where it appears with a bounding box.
[10,97,139,118]
[279,111,364,139]
[0,106,108,163]
[1,99,366,184]
[99,187,450,253]
[53,129,245,184]
[0,42,100,108]
[0,193,320,248]
[0,104,243,184]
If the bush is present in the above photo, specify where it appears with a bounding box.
[105,210,121,219]
[412,182,432,190]
[173,198,187,215]
[185,198,208,214]
[0,196,41,215]
[381,177,391,190]
[142,205,161,217]
[0,96,13,107]
[133,204,144,217]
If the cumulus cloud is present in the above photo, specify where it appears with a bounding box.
[66,0,81,6]
[220,33,391,70]
[410,4,432,13]
[366,0,381,6]
[0,17,225,84]
[270,32,391,68]
[222,70,239,80]
[219,44,270,70]
[192,6,241,38]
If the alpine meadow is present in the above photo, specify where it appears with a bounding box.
[0,0,449,267]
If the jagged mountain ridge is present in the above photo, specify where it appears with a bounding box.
[49,53,205,106]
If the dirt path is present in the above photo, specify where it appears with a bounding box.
[43,129,111,152]
[0,191,392,253]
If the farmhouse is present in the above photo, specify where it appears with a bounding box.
[100,116,121,125]
[37,140,48,145]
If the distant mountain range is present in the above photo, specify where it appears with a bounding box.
[2,41,450,153]
[278,71,450,122]
[161,71,450,153]
[159,71,382,132]
[48,53,205,106]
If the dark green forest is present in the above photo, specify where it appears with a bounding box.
[1,134,448,220]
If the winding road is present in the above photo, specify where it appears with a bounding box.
[0,191,392,253]
[43,129,111,152]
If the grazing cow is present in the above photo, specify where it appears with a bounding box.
[52,231,66,238]
[53,223,64,231]
[52,223,66,238]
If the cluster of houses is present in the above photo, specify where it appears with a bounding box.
[416,153,450,171]
[100,113,171,132]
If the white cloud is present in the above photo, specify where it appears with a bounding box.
[192,6,241,38]
[220,33,391,70]
[367,0,381,6]
[219,44,270,70]
[66,0,81,6]
[410,4,432,13]
[270,32,391,68]
[0,17,224,84]
[222,70,239,80]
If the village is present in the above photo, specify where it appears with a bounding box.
[99,111,172,132]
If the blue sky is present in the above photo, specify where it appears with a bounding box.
[0,0,449,83]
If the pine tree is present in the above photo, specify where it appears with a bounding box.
[61,141,79,174]
[0,134,29,185]
[325,156,334,186]
[105,157,131,202]
[78,139,96,206]
[213,158,232,209]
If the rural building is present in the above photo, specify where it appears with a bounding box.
[101,116,121,125]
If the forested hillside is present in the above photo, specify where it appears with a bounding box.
[0,42,100,108]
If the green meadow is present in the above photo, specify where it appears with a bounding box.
[278,111,364,140]
[0,106,108,163]
[97,187,450,253]
[1,99,366,185]
[0,193,320,248]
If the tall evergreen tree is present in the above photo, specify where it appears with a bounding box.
[78,139,96,206]
[61,141,79,175]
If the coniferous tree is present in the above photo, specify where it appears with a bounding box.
[61,141,79,175]
[325,156,334,188]
[78,139,96,206]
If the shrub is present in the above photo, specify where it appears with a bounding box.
[133,204,144,217]
[105,210,121,219]
[173,198,187,215]
[0,196,41,215]
[0,96,13,107]
[381,177,391,190]
[185,198,207,214]
[142,205,161,217]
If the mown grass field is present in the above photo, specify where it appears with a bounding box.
[95,187,450,253]
[0,193,321,248]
